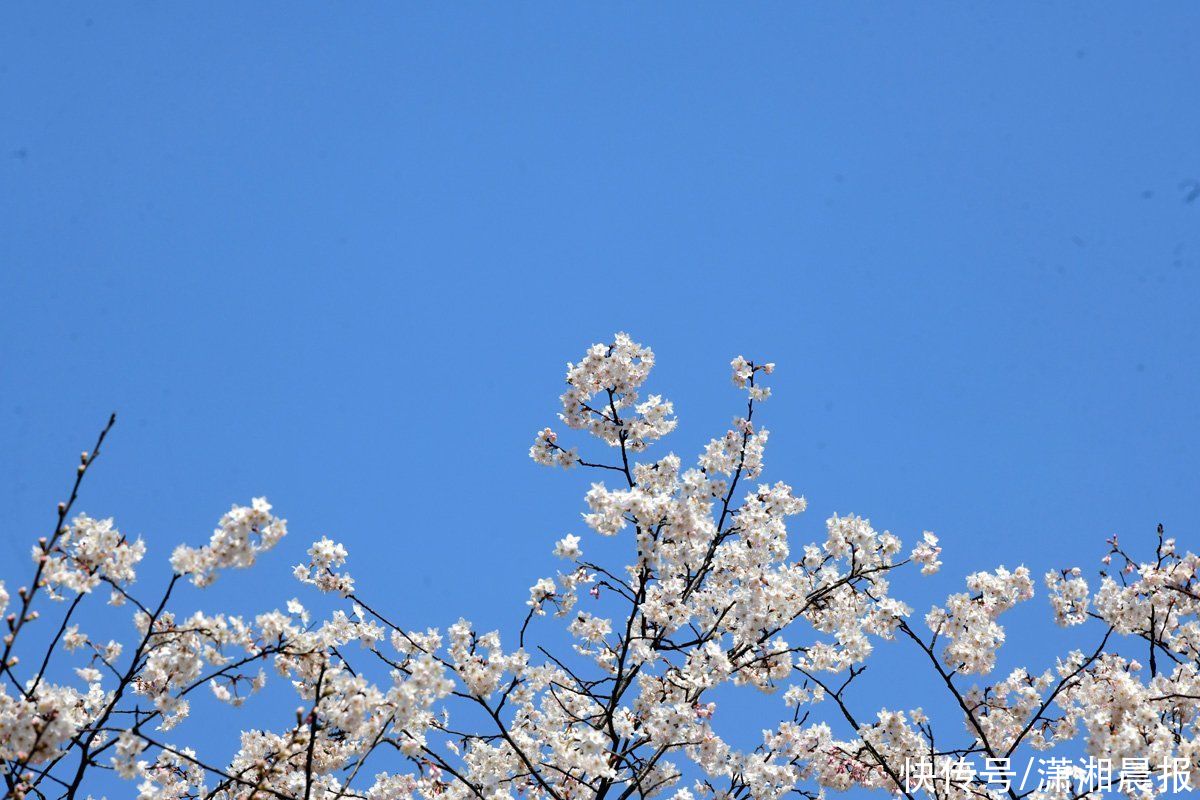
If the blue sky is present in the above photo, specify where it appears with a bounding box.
[2,4,1199,796]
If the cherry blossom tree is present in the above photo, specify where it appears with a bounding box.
[1,334,1196,800]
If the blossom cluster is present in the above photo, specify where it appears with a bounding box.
[40,514,146,598]
[169,497,287,587]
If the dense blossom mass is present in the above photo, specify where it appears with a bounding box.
[0,335,1195,800]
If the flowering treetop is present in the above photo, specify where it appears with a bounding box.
[0,335,1195,800]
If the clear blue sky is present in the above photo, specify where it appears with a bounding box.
[2,4,1198,796]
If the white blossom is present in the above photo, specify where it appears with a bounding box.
[552,533,582,559]
[910,530,942,575]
